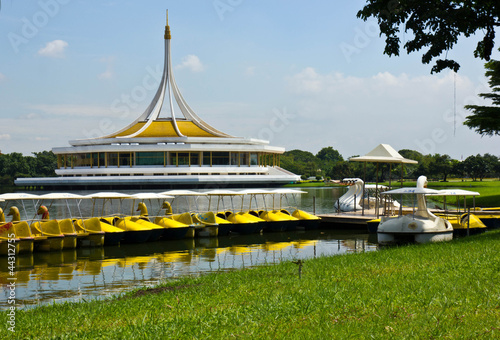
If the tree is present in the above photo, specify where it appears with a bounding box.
[463,154,488,181]
[280,149,319,179]
[327,161,353,180]
[357,1,500,73]
[451,159,465,181]
[427,154,453,181]
[464,60,500,136]
[33,151,57,177]
[316,147,343,163]
[482,153,500,178]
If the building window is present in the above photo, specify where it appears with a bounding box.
[99,153,105,168]
[170,152,178,166]
[203,152,211,166]
[212,152,229,165]
[230,152,238,166]
[119,153,131,167]
[250,153,258,166]
[74,153,92,167]
[178,152,189,166]
[108,153,118,167]
[190,152,200,166]
[136,152,164,166]
[240,153,248,166]
[92,153,99,168]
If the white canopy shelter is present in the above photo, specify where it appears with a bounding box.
[349,144,418,217]
[86,192,132,199]
[127,193,174,200]
[0,193,41,200]
[382,187,441,195]
[39,193,90,200]
[349,144,418,164]
[160,190,207,196]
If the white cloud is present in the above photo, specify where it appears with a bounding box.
[98,70,113,80]
[244,66,256,77]
[28,104,119,117]
[37,40,68,58]
[98,56,115,80]
[176,55,204,72]
[0,73,5,82]
[0,134,11,140]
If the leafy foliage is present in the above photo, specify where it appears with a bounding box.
[357,0,500,73]
[0,151,57,185]
[280,147,498,182]
[464,60,500,136]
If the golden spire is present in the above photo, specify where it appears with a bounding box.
[164,9,171,40]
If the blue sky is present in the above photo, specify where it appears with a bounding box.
[0,0,498,160]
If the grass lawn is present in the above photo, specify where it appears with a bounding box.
[394,179,500,208]
[2,230,499,339]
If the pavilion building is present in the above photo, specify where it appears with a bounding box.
[15,15,299,189]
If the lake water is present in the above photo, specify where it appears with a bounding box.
[1,186,380,310]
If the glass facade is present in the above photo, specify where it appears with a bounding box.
[212,152,230,165]
[250,153,258,165]
[57,151,279,168]
[202,152,211,166]
[119,153,131,167]
[136,152,164,166]
[190,152,200,166]
[107,153,118,166]
[177,152,190,166]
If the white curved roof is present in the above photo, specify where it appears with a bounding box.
[86,192,132,199]
[0,193,41,200]
[381,187,440,195]
[349,144,418,164]
[429,189,480,196]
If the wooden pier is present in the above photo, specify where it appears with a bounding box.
[318,208,379,229]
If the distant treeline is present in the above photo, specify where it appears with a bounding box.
[0,148,498,186]
[280,147,500,182]
[0,151,57,185]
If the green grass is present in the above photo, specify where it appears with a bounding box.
[384,180,500,208]
[2,230,500,339]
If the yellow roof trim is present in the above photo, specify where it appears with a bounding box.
[113,121,219,138]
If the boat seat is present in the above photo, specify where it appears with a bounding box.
[0,222,16,240]
[216,212,227,219]
[30,220,63,238]
[59,219,77,235]
[74,218,104,233]
[13,222,34,239]
[248,211,259,217]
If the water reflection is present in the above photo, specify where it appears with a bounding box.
[1,228,376,310]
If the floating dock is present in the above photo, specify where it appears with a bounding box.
[318,208,379,229]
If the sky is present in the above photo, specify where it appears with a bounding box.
[0,0,498,160]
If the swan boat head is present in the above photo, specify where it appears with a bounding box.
[136,202,148,216]
[37,205,50,220]
[7,206,21,222]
